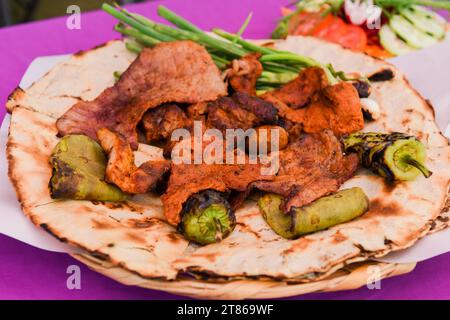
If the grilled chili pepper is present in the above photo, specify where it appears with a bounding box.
[258,188,369,239]
[291,187,369,236]
[342,132,432,181]
[258,194,294,239]
[179,190,236,245]
[50,135,126,202]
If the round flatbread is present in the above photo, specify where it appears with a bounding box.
[6,37,450,283]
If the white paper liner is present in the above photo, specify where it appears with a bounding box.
[1,44,448,262]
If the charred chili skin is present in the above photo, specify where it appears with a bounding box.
[258,188,370,239]
[179,190,236,245]
[342,132,432,182]
[50,135,126,202]
[258,194,294,239]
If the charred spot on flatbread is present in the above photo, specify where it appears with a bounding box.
[368,69,394,82]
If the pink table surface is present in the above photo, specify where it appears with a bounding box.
[0,0,449,300]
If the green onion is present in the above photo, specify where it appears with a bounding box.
[115,24,161,47]
[212,28,275,55]
[152,23,201,41]
[103,4,173,42]
[113,71,123,81]
[234,12,253,43]
[260,53,337,84]
[260,53,321,67]
[103,3,344,88]
[157,5,205,33]
[263,61,300,74]
[125,41,143,54]
[260,71,299,84]
[157,6,248,57]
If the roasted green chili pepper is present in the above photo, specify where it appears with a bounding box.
[291,188,369,236]
[342,132,432,182]
[50,135,126,202]
[257,193,294,238]
[258,188,370,239]
[179,190,236,245]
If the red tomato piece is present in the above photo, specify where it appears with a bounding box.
[289,11,326,35]
[334,24,367,51]
[310,14,344,37]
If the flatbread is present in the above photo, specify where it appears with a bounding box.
[6,38,450,282]
[429,194,450,233]
[6,40,137,119]
[7,106,188,279]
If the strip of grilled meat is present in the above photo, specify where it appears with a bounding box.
[162,161,273,225]
[263,67,364,137]
[228,53,263,95]
[97,128,170,194]
[254,130,359,212]
[57,41,227,149]
[207,92,278,133]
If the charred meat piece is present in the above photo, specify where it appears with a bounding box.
[298,82,364,136]
[207,92,278,133]
[254,130,359,212]
[263,67,328,109]
[97,128,170,194]
[265,71,364,137]
[228,53,263,95]
[141,104,189,144]
[162,161,273,225]
[247,125,290,153]
[276,118,303,143]
[163,94,278,158]
[187,102,208,119]
[57,41,227,149]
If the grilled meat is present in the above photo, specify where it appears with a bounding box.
[263,67,328,109]
[264,67,364,137]
[97,128,170,194]
[141,104,190,144]
[162,161,273,225]
[228,53,263,95]
[57,41,227,149]
[254,130,359,212]
[207,92,278,133]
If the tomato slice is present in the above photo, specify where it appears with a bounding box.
[288,12,368,52]
[334,24,367,51]
[310,14,344,37]
[289,11,326,35]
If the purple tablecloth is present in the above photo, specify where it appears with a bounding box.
[0,0,449,300]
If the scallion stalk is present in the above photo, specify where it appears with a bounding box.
[103,3,343,87]
[115,24,161,47]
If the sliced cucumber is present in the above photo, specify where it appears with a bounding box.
[389,15,439,49]
[379,25,414,56]
[400,5,446,39]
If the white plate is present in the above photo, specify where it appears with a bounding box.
[0,51,448,262]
